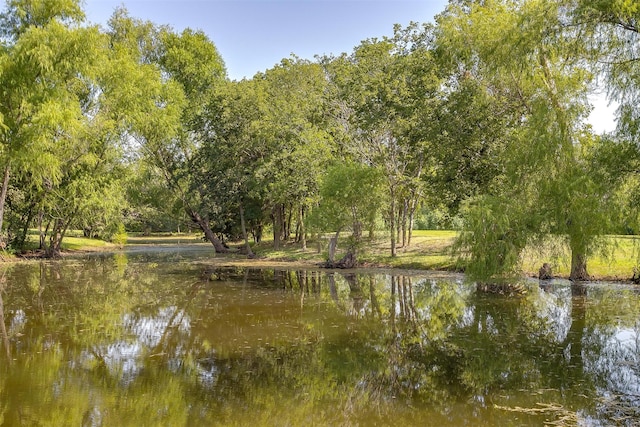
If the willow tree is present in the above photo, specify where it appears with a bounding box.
[438,0,627,280]
[0,0,104,248]
[572,0,640,140]
[571,1,640,233]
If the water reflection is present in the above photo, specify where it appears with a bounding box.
[0,267,11,362]
[0,251,639,426]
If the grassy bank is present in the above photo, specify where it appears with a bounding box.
[4,230,120,259]
[126,233,207,245]
[252,230,461,271]
[8,229,640,281]
[253,230,640,281]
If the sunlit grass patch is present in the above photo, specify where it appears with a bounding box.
[252,230,640,280]
[253,231,460,271]
[520,235,640,280]
[410,230,458,239]
[60,236,115,251]
[126,233,206,245]
[21,230,117,252]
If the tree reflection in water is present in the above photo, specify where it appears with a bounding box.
[0,252,639,426]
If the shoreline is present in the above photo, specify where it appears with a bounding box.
[3,241,639,285]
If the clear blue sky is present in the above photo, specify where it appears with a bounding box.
[83,0,449,81]
[83,0,615,132]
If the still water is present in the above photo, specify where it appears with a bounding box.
[1,246,639,426]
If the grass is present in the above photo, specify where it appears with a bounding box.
[9,229,120,256]
[254,230,461,270]
[252,230,640,281]
[126,233,206,245]
[9,228,640,281]
[520,235,640,281]
[58,236,116,251]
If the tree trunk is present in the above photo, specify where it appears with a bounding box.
[53,216,72,255]
[273,205,281,250]
[251,222,263,243]
[294,218,301,243]
[17,202,36,248]
[239,203,254,258]
[39,213,48,250]
[328,231,339,264]
[390,193,397,257]
[285,205,292,243]
[401,199,408,248]
[0,164,10,248]
[188,209,226,253]
[0,273,11,362]
[299,205,306,250]
[335,249,357,269]
[570,251,589,281]
[45,219,62,258]
[396,205,402,247]
[407,158,423,248]
[407,197,418,247]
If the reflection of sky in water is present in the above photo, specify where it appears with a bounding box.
[461,306,475,328]
[407,279,471,320]
[106,341,142,383]
[583,325,640,425]
[531,286,572,343]
[530,283,640,411]
[9,309,26,335]
[123,306,191,348]
[587,326,640,396]
[196,355,220,389]
[79,307,192,384]
[482,314,498,335]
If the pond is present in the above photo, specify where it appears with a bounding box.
[1,246,639,426]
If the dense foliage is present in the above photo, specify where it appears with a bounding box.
[0,0,638,279]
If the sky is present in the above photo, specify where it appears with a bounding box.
[82,0,616,133]
[84,0,449,81]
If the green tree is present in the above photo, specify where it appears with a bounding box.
[572,0,639,139]
[309,162,385,266]
[198,78,268,256]
[0,0,103,248]
[324,23,442,256]
[124,160,186,233]
[438,0,629,280]
[104,9,229,252]
[254,58,334,250]
[427,65,517,216]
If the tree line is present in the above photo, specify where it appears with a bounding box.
[0,0,639,280]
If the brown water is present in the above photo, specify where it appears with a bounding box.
[1,246,639,426]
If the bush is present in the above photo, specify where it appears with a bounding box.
[110,223,128,247]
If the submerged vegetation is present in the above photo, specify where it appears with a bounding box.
[0,0,639,281]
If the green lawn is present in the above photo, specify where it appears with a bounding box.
[255,230,640,281]
[521,235,640,280]
[126,233,206,245]
[253,230,460,270]
[18,229,118,253]
[10,228,640,281]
